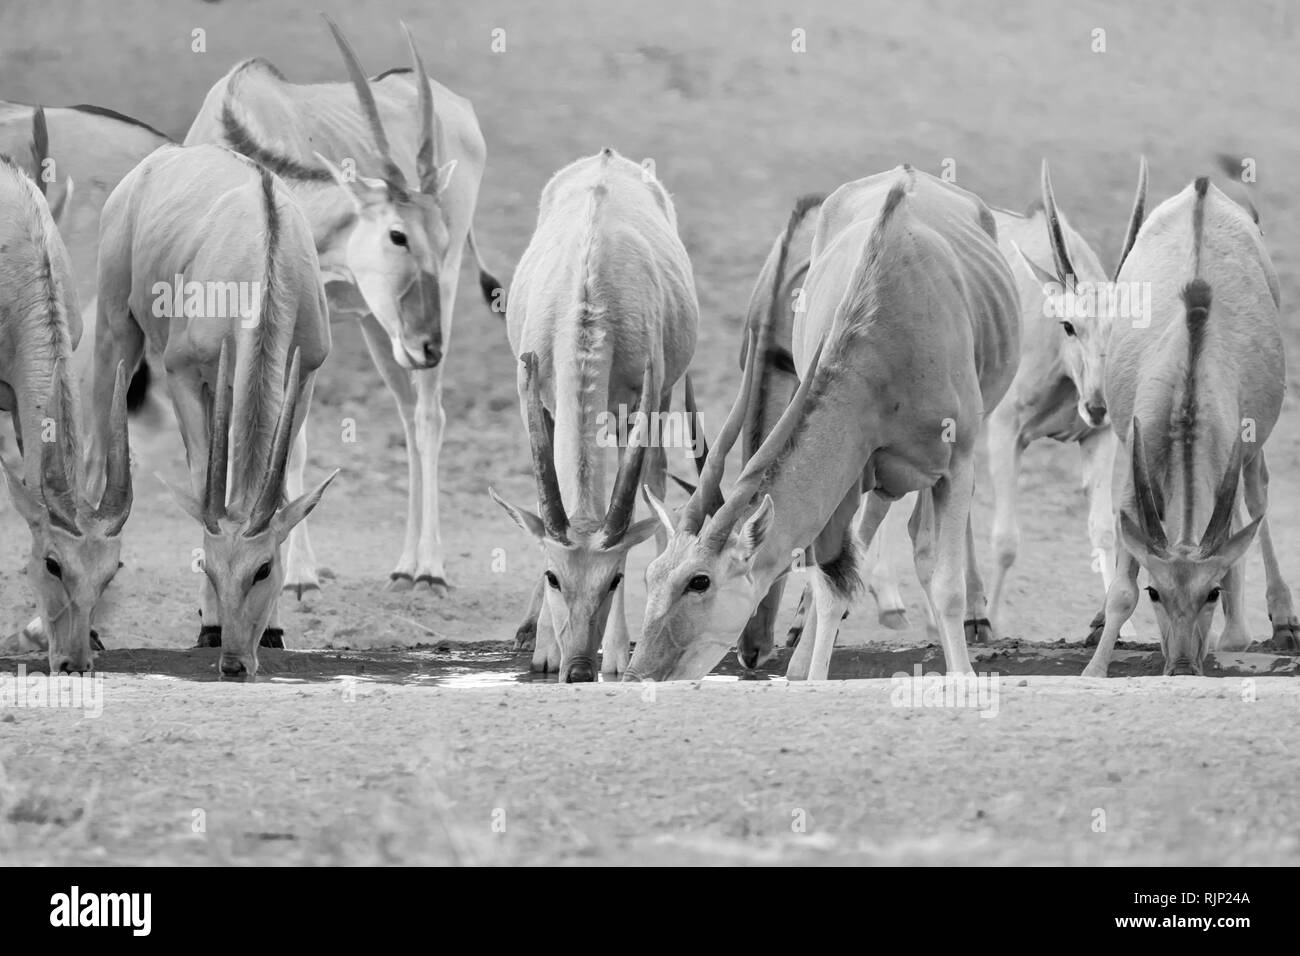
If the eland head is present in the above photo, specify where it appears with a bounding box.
[0,364,132,673]
[1120,417,1260,676]
[1012,157,1148,428]
[315,17,457,371]
[626,332,824,682]
[163,344,336,679]
[490,353,661,683]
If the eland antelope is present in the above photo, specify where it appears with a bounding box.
[184,17,502,598]
[625,166,1020,682]
[728,195,921,671]
[1,100,170,411]
[90,143,334,678]
[1083,177,1297,677]
[0,151,132,673]
[984,159,1148,639]
[490,148,698,682]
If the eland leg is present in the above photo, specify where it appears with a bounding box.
[1081,427,1135,639]
[515,574,545,651]
[1082,545,1141,678]
[785,569,813,647]
[964,514,993,644]
[532,595,561,674]
[1244,451,1298,651]
[918,455,978,675]
[166,364,220,643]
[359,315,425,593]
[282,371,322,600]
[866,496,910,630]
[792,486,860,681]
[986,404,1023,637]
[412,367,451,595]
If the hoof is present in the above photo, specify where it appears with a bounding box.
[878,608,910,630]
[386,572,415,592]
[514,620,537,651]
[1081,663,1109,678]
[196,625,223,648]
[1084,609,1106,647]
[1269,620,1300,653]
[260,627,285,649]
[414,575,450,598]
[90,628,105,652]
[964,617,993,644]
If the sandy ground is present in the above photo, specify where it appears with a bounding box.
[1,0,1299,864]
[2,676,1297,865]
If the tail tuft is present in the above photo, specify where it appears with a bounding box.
[1182,278,1212,323]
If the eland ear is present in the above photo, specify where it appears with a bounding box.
[48,175,74,227]
[313,152,385,208]
[1009,240,1061,290]
[1208,515,1262,570]
[156,472,205,526]
[431,159,457,196]
[615,516,660,551]
[1118,510,1162,561]
[273,469,339,541]
[489,487,547,540]
[1,458,46,526]
[738,495,775,560]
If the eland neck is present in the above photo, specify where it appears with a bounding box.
[732,377,878,595]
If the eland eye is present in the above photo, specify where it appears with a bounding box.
[389,229,408,248]
[608,573,623,593]
[1146,586,1160,603]
[686,574,711,593]
[253,562,272,584]
[545,570,560,591]
[1206,587,1221,604]
[1061,321,1077,337]
[44,556,63,579]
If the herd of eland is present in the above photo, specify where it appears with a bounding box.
[0,18,1296,683]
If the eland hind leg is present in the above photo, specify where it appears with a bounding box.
[867,496,911,630]
[789,486,860,681]
[913,457,977,676]
[1244,451,1298,650]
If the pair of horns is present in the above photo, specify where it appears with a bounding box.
[38,362,131,535]
[204,340,302,536]
[677,328,823,550]
[1040,156,1148,285]
[521,351,657,548]
[323,15,444,195]
[1127,418,1243,557]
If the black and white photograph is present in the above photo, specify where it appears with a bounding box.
[0,0,1295,894]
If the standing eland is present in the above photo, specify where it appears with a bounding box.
[89,143,335,679]
[490,148,698,682]
[184,17,502,598]
[625,166,1020,682]
[1084,177,1297,676]
[0,148,133,673]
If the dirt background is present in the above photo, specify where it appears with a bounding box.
[1,0,1299,864]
